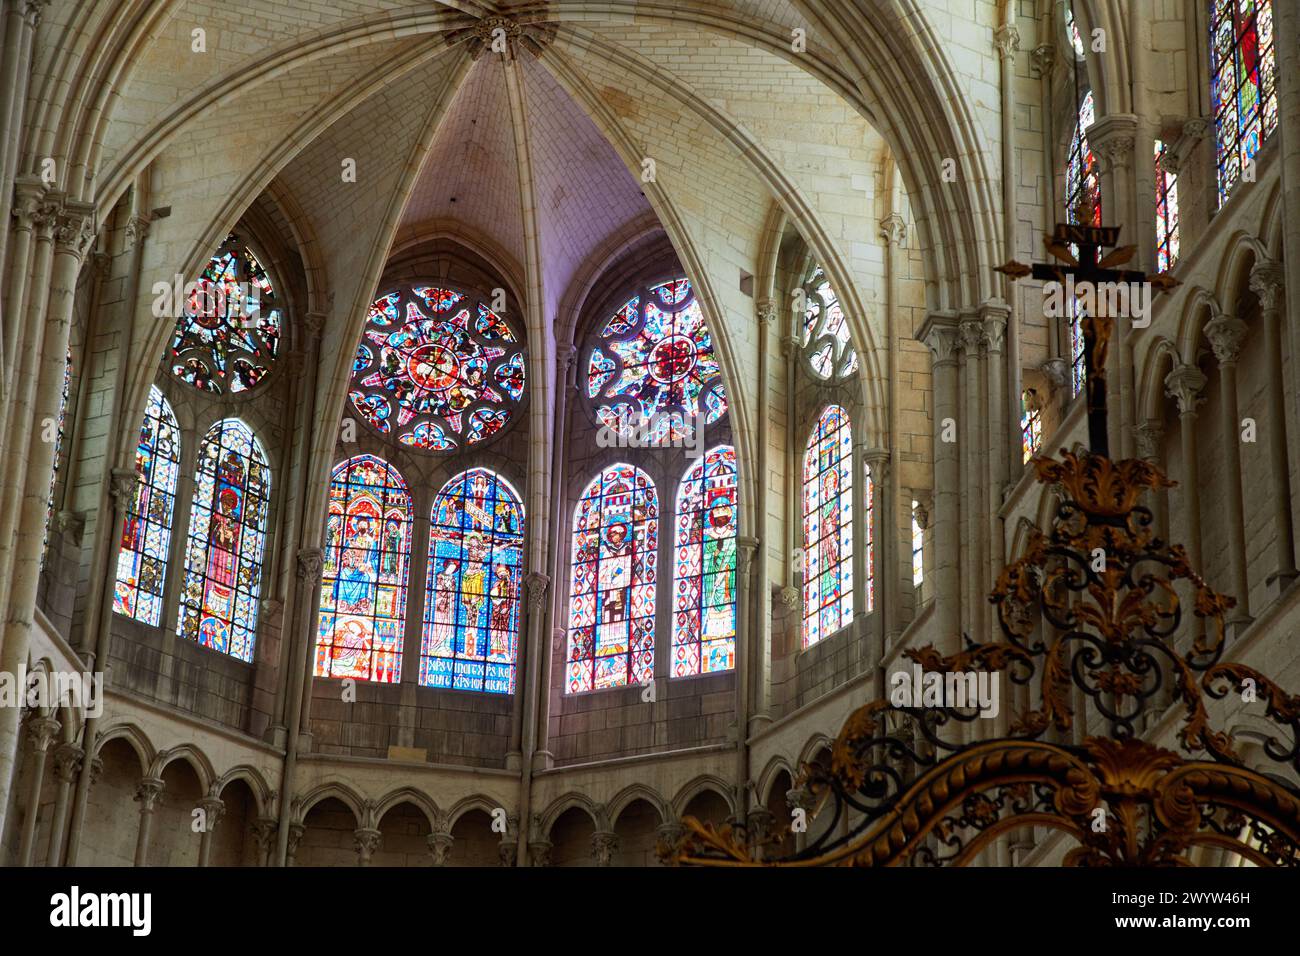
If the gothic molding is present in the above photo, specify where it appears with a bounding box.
[918,312,960,368]
[22,0,51,28]
[427,830,454,866]
[24,716,60,753]
[993,23,1020,59]
[591,829,619,866]
[301,311,326,340]
[296,548,323,584]
[447,15,557,60]
[134,777,165,813]
[525,571,550,612]
[52,742,83,783]
[1249,260,1284,314]
[1089,114,1139,172]
[54,200,96,260]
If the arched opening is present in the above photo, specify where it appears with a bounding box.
[296,797,360,867]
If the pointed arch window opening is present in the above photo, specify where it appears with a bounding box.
[800,266,859,381]
[177,418,271,663]
[314,455,413,684]
[1021,389,1044,463]
[1154,140,1181,272]
[423,468,525,694]
[585,278,727,443]
[671,446,738,677]
[802,405,853,649]
[567,463,659,693]
[170,234,282,395]
[113,385,182,626]
[911,500,924,589]
[1210,0,1277,206]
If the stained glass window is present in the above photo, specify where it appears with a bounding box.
[671,446,737,677]
[423,468,525,694]
[1210,0,1277,206]
[113,386,181,625]
[170,235,281,394]
[801,267,859,380]
[911,501,924,588]
[567,463,658,693]
[1066,90,1101,228]
[586,278,726,443]
[1155,140,1181,271]
[315,455,412,684]
[802,405,853,648]
[349,285,525,453]
[42,349,72,562]
[1065,3,1085,56]
[177,419,271,662]
[1070,308,1087,397]
[1021,389,1043,464]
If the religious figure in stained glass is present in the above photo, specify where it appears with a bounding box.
[422,468,525,694]
[114,385,182,626]
[671,446,738,677]
[170,235,282,394]
[1154,139,1181,271]
[802,405,853,648]
[586,279,726,443]
[177,419,270,662]
[315,455,412,684]
[567,463,658,693]
[1210,0,1277,205]
[349,285,526,453]
[1021,388,1044,463]
[1066,90,1100,228]
[801,267,859,380]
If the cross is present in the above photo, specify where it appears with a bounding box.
[997,199,1177,457]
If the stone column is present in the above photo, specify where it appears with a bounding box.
[1203,311,1252,629]
[655,820,685,862]
[1249,262,1298,594]
[591,829,618,867]
[15,715,59,866]
[195,796,224,867]
[353,827,381,866]
[1165,364,1207,569]
[982,303,1010,640]
[286,824,304,866]
[917,313,961,645]
[133,777,165,867]
[249,817,277,867]
[44,742,82,866]
[0,1,47,297]
[1134,421,1169,541]
[734,535,757,792]
[527,840,552,867]
[959,316,985,639]
[746,806,776,861]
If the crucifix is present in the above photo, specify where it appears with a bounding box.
[997,195,1178,457]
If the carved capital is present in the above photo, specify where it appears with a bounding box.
[1164,363,1207,416]
[756,298,778,326]
[736,535,759,578]
[248,817,277,852]
[134,777,165,813]
[912,499,930,531]
[958,316,984,354]
[863,447,890,478]
[776,584,800,611]
[993,23,1020,59]
[785,785,816,812]
[427,831,455,866]
[981,301,1009,353]
[23,0,51,28]
[1204,313,1248,367]
[353,827,382,862]
[1030,43,1055,77]
[197,797,225,832]
[124,215,150,249]
[525,571,550,612]
[1089,114,1140,171]
[109,467,138,504]
[1040,357,1068,391]
[591,829,619,866]
[24,716,61,754]
[878,213,906,246]
[302,311,326,340]
[296,548,323,584]
[918,313,960,367]
[1182,117,1212,141]
[10,178,48,232]
[1134,420,1164,462]
[52,743,83,784]
[54,201,96,260]
[655,821,685,849]
[286,823,305,856]
[527,840,553,867]
[1249,260,1285,314]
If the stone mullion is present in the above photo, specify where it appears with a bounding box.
[1204,312,1252,630]
[750,300,776,726]
[195,796,224,867]
[133,777,164,867]
[733,535,757,808]
[959,316,983,641]
[400,511,431,688]
[863,449,890,665]
[983,305,1009,645]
